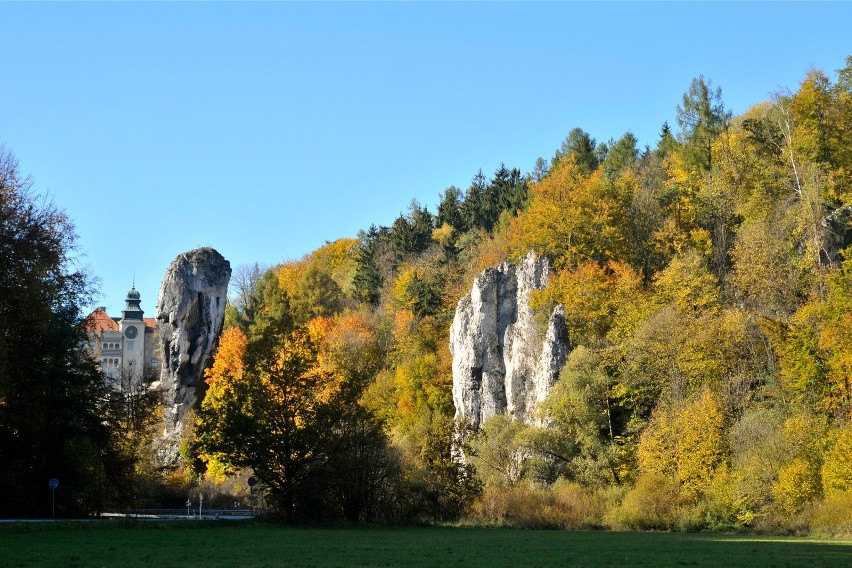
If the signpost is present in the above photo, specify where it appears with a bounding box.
[248,477,256,512]
[48,478,59,519]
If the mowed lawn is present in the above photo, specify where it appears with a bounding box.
[1,522,850,568]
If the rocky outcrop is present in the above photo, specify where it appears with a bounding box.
[450,252,568,431]
[155,247,231,463]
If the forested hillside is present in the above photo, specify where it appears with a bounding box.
[3,59,850,531]
[188,58,852,532]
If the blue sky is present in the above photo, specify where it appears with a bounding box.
[1,2,849,316]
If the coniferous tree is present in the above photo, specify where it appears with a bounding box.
[676,76,731,174]
[554,127,599,175]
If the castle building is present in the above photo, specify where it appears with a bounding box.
[85,286,160,387]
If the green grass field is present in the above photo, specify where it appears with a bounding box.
[1,521,850,567]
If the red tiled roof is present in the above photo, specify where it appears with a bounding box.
[144,317,158,331]
[86,307,120,332]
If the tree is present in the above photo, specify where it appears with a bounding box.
[197,324,398,522]
[391,201,434,260]
[353,225,391,306]
[509,160,630,267]
[530,156,550,182]
[291,265,344,324]
[676,76,731,175]
[467,415,530,487]
[436,186,465,232]
[602,132,639,181]
[492,163,528,217]
[655,121,678,157]
[0,146,115,517]
[225,262,266,330]
[554,128,599,175]
[461,170,488,231]
[637,390,728,502]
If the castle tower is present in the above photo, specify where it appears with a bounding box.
[119,286,145,384]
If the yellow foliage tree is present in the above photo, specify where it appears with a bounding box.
[672,390,728,501]
[508,158,629,267]
[821,423,852,496]
[653,250,720,314]
[637,390,727,503]
[772,457,821,516]
[531,260,647,347]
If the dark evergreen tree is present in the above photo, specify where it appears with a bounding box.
[390,201,434,260]
[436,185,466,232]
[492,164,528,216]
[461,170,488,231]
[353,225,389,306]
[655,121,678,157]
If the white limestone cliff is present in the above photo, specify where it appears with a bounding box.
[450,252,568,431]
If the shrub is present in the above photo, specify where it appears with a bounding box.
[606,472,684,530]
[772,457,821,516]
[809,491,852,538]
[467,481,605,529]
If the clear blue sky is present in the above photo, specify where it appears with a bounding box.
[1,2,849,317]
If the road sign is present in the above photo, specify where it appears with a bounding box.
[49,478,59,518]
[247,477,256,487]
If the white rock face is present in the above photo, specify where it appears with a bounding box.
[156,247,231,463]
[450,252,568,430]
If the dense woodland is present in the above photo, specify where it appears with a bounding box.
[1,59,851,532]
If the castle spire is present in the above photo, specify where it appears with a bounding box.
[121,284,144,321]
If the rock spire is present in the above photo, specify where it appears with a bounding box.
[450,252,568,431]
[155,247,231,463]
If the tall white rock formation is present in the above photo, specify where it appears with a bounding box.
[450,252,568,431]
[155,247,231,463]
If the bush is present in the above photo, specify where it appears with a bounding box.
[606,472,684,530]
[467,481,605,529]
[809,491,852,538]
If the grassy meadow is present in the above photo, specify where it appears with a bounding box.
[1,521,850,568]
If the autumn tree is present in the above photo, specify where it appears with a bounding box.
[509,159,630,267]
[196,323,399,522]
